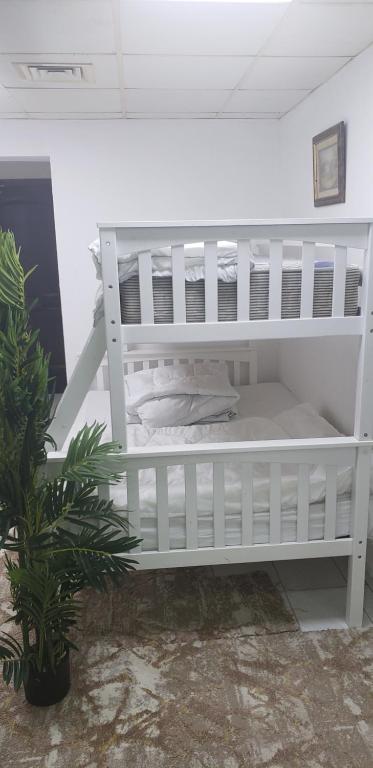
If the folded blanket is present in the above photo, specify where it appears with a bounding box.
[125,361,240,427]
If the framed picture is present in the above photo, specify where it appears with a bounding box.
[313,121,346,206]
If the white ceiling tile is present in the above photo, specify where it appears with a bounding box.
[6,88,122,113]
[0,1,115,54]
[123,55,253,90]
[0,54,119,88]
[121,1,290,55]
[223,89,310,113]
[0,85,25,113]
[241,56,351,90]
[125,89,228,113]
[263,5,373,56]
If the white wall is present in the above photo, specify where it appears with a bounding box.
[279,44,373,218]
[0,118,280,376]
[279,337,360,435]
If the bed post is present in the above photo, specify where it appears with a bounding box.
[100,228,127,451]
[346,446,370,627]
[354,223,373,441]
[347,223,373,626]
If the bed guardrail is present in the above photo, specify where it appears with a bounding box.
[124,437,358,552]
[99,219,373,344]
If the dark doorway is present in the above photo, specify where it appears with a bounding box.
[0,173,67,392]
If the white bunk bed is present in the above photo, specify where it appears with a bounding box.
[49,219,373,628]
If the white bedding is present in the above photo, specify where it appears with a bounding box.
[89,239,249,285]
[131,496,371,552]
[125,361,239,426]
[62,382,373,549]
[64,382,300,446]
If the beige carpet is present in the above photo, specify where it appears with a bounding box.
[1,564,373,768]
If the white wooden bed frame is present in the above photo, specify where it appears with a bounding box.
[49,218,373,627]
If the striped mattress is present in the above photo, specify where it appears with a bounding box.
[119,264,361,324]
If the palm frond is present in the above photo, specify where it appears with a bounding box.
[60,423,126,485]
[0,633,29,690]
[0,230,24,311]
[43,525,141,591]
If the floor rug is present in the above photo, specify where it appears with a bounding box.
[2,563,373,767]
[79,566,299,639]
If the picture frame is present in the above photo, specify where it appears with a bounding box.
[313,121,346,206]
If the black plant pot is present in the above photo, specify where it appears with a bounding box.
[24,651,70,707]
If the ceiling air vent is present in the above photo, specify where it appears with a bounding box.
[14,62,94,83]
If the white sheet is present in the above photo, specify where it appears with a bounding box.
[129,495,368,551]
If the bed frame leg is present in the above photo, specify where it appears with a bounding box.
[345,446,370,628]
[346,551,366,628]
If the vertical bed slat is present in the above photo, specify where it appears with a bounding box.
[237,239,251,320]
[324,465,338,540]
[171,244,186,323]
[269,463,281,544]
[204,241,218,322]
[127,469,142,552]
[300,242,315,318]
[249,353,258,385]
[138,250,154,323]
[156,466,169,551]
[241,463,253,546]
[332,245,347,317]
[297,464,310,542]
[213,463,225,547]
[185,464,198,550]
[269,240,283,319]
[126,361,135,375]
[233,360,240,386]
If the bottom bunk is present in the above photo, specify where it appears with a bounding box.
[60,380,373,552]
[51,347,372,627]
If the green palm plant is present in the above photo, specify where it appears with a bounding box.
[0,230,141,697]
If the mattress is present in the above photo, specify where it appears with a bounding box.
[119,265,361,324]
[130,494,358,551]
[62,384,373,550]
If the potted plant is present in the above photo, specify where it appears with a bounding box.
[0,230,140,706]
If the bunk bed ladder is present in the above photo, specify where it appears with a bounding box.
[100,229,127,451]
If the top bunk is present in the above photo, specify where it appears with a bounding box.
[96,218,373,343]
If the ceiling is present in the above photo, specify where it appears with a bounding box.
[0,0,372,120]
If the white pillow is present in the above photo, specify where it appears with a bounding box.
[273,403,341,438]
